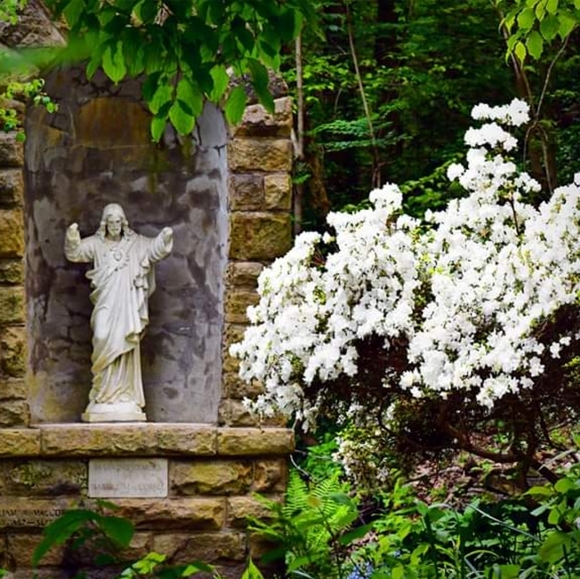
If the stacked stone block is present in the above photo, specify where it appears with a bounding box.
[0,132,29,428]
[0,424,292,577]
[221,98,293,428]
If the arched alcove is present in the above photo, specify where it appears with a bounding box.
[24,67,228,423]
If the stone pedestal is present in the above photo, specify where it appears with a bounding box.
[82,401,147,423]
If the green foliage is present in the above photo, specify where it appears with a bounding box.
[250,470,365,579]
[0,0,26,24]
[40,0,317,140]
[502,0,580,62]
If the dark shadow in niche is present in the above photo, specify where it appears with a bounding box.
[24,67,228,424]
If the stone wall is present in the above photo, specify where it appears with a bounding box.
[0,424,293,578]
[0,6,296,578]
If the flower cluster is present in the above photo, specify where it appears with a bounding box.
[231,99,580,433]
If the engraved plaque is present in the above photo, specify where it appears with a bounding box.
[0,499,74,528]
[89,458,168,498]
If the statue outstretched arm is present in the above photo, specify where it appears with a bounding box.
[65,223,95,263]
[148,227,173,262]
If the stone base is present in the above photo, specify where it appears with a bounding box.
[82,402,146,423]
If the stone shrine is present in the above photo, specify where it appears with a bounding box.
[0,2,294,577]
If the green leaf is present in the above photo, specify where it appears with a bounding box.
[63,0,84,28]
[557,10,577,39]
[224,85,247,125]
[181,560,215,575]
[209,65,229,102]
[540,14,560,39]
[99,516,134,548]
[554,477,576,493]
[102,42,127,84]
[575,0,580,9]
[517,7,536,29]
[539,530,571,562]
[247,58,274,113]
[526,30,543,58]
[338,523,373,545]
[149,82,173,115]
[169,99,196,135]
[150,114,167,141]
[514,41,527,63]
[176,78,203,117]
[546,0,559,14]
[240,559,265,579]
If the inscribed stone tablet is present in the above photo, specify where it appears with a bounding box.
[88,458,168,498]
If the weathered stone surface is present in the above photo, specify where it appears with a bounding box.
[0,326,26,377]
[39,424,217,457]
[0,497,74,529]
[224,290,260,324]
[229,212,292,261]
[0,132,24,167]
[7,533,64,566]
[229,174,264,210]
[170,460,252,496]
[0,460,86,496]
[264,174,292,210]
[0,378,26,400]
[113,498,225,530]
[217,428,295,456]
[218,399,261,427]
[0,259,24,284]
[222,371,264,399]
[228,139,292,173]
[225,262,263,287]
[0,399,29,427]
[152,532,246,564]
[0,429,40,457]
[233,97,293,138]
[249,531,280,560]
[253,460,288,493]
[0,209,24,257]
[0,169,24,206]
[0,287,25,324]
[226,496,276,528]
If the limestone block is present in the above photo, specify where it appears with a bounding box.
[7,533,64,566]
[229,174,264,211]
[152,532,246,563]
[0,169,24,206]
[170,460,252,495]
[224,289,260,324]
[0,460,86,496]
[39,424,217,457]
[229,212,291,261]
[264,174,292,210]
[0,287,25,325]
[0,429,40,457]
[0,209,25,257]
[228,139,292,173]
[0,497,75,529]
[253,459,288,493]
[233,97,293,138]
[0,326,26,377]
[226,496,276,528]
[112,498,225,530]
[218,399,259,427]
[225,261,264,288]
[0,378,26,400]
[0,259,24,284]
[222,371,264,399]
[249,531,280,560]
[0,399,29,427]
[0,132,24,168]
[217,428,295,456]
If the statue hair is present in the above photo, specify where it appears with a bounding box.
[96,203,134,240]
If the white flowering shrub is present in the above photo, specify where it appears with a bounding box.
[232,99,580,486]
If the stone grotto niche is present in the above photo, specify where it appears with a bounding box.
[24,67,228,424]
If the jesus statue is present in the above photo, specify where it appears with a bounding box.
[65,203,173,422]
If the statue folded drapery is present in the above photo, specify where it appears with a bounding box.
[65,203,173,422]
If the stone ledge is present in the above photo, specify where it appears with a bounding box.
[0,425,294,458]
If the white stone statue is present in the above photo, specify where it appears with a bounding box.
[65,203,173,422]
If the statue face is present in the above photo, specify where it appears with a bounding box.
[106,214,123,238]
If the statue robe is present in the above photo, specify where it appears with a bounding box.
[65,230,172,412]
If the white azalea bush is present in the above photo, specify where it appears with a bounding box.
[232,99,580,486]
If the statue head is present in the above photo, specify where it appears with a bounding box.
[96,203,134,240]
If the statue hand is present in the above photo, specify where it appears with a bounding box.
[66,222,81,242]
[161,227,173,244]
